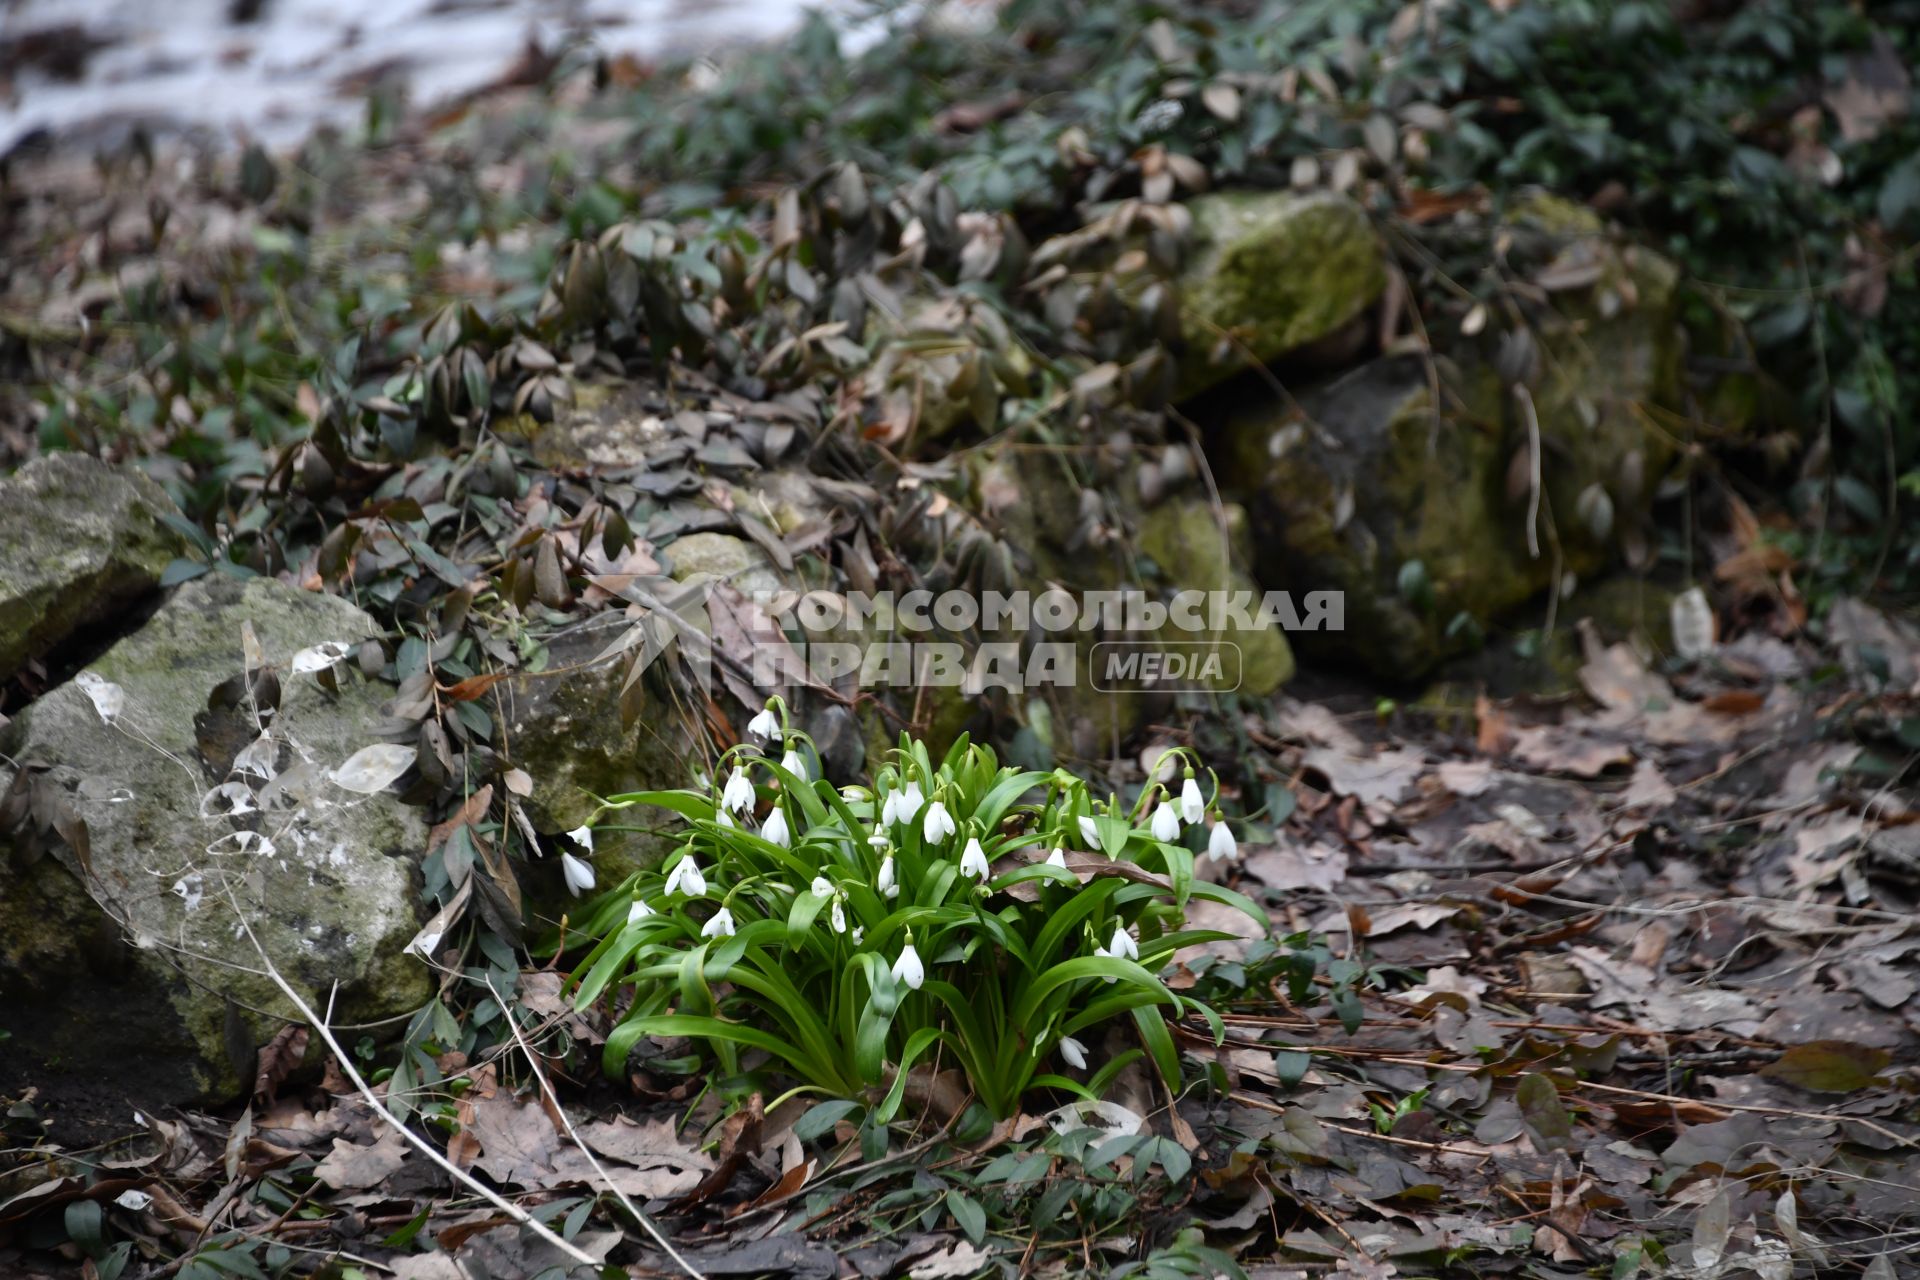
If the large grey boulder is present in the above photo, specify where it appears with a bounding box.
[0,576,430,1109]
[0,453,183,682]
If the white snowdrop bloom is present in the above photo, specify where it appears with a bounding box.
[1180,777,1205,825]
[960,837,990,880]
[566,825,594,853]
[722,767,755,814]
[880,789,902,826]
[716,809,735,828]
[1078,816,1101,847]
[891,939,925,990]
[1108,923,1140,962]
[1045,846,1068,869]
[627,899,655,925]
[811,875,834,898]
[877,854,899,899]
[781,745,809,781]
[561,852,596,897]
[851,926,864,945]
[664,857,708,898]
[1059,1036,1089,1070]
[1207,821,1238,862]
[762,807,791,848]
[747,706,780,739]
[1150,801,1181,842]
[923,799,956,845]
[830,897,848,934]
[701,908,736,938]
[898,780,925,823]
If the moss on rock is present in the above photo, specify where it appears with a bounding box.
[1176,191,1387,398]
[0,577,429,1108]
[0,453,184,682]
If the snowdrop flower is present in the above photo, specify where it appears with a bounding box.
[851,925,864,945]
[1059,1036,1088,1070]
[959,836,990,880]
[747,704,780,739]
[891,936,925,990]
[1107,923,1139,961]
[1150,800,1181,842]
[566,825,594,853]
[898,780,924,823]
[923,799,956,845]
[1044,846,1068,869]
[716,809,734,829]
[1180,776,1204,825]
[1077,816,1101,847]
[701,907,736,938]
[811,875,834,898]
[627,898,655,925]
[664,857,708,898]
[561,852,596,897]
[880,789,902,826]
[830,897,847,934]
[762,807,791,848]
[781,743,809,782]
[877,854,899,899]
[1207,820,1237,862]
[722,766,755,814]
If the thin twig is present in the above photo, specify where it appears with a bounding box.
[486,977,707,1280]
[230,903,600,1269]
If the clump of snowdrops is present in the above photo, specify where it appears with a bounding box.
[564,697,1261,1121]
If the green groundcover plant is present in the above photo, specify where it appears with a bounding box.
[564,698,1262,1121]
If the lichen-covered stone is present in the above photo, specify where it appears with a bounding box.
[1136,500,1295,696]
[1218,227,1685,678]
[1176,191,1387,398]
[0,453,183,681]
[0,577,429,1108]
[500,623,695,899]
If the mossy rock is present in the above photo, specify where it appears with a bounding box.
[0,453,184,682]
[1135,499,1295,696]
[1175,191,1387,398]
[502,623,698,916]
[1213,210,1687,679]
[0,577,429,1109]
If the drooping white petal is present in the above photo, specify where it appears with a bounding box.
[1150,801,1181,842]
[1077,816,1101,847]
[716,809,734,828]
[762,807,791,848]
[851,926,864,945]
[923,800,956,845]
[781,747,809,781]
[747,707,780,739]
[1207,821,1238,862]
[665,858,707,898]
[877,854,898,899]
[566,825,594,853]
[891,942,925,990]
[1059,1036,1088,1070]
[561,852,596,897]
[1044,846,1068,869]
[830,897,847,934]
[880,789,902,826]
[810,875,834,898]
[898,781,924,823]
[627,898,655,925]
[1109,923,1139,961]
[959,837,990,880]
[722,767,755,814]
[1180,777,1204,825]
[701,907,736,938]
